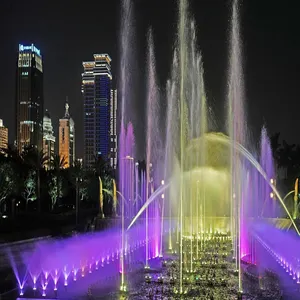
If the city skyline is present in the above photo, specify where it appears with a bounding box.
[1,0,300,159]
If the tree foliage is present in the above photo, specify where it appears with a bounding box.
[23,170,36,206]
[0,146,115,216]
[0,163,15,206]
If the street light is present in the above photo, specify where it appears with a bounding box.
[76,177,82,228]
[161,180,165,185]
[76,178,79,228]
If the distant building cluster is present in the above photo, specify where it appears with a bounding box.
[0,44,118,169]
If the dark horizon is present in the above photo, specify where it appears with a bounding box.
[0,0,299,159]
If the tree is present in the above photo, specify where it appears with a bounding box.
[93,155,114,215]
[279,140,295,173]
[51,154,67,170]
[0,163,16,211]
[22,170,36,210]
[22,146,48,213]
[48,175,58,210]
[1,145,26,197]
[71,160,88,201]
[270,132,281,163]
[48,155,67,210]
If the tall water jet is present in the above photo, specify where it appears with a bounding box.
[118,122,127,291]
[125,122,135,219]
[260,127,275,218]
[227,0,245,293]
[145,29,161,267]
[120,0,133,126]
[119,0,134,291]
[294,178,299,219]
[178,0,188,293]
[197,52,207,260]
[165,49,179,252]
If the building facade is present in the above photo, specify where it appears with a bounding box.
[0,119,8,150]
[59,100,75,168]
[110,89,117,169]
[82,54,112,168]
[43,110,55,168]
[16,44,44,152]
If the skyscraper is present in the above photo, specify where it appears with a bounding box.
[16,44,44,152]
[0,119,8,151]
[43,110,55,169]
[110,89,117,169]
[82,54,112,168]
[59,100,75,168]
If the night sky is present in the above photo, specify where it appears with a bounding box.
[0,0,299,159]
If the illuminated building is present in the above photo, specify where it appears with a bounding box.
[0,119,8,151]
[110,89,117,169]
[16,44,44,152]
[82,54,112,168]
[59,99,75,168]
[43,110,55,169]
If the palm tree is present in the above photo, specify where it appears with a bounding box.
[51,154,67,170]
[279,140,295,174]
[2,144,23,164]
[93,155,114,215]
[68,159,87,226]
[93,155,113,178]
[270,132,281,164]
[70,159,84,186]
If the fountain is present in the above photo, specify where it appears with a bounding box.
[121,0,300,297]
[9,0,300,299]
